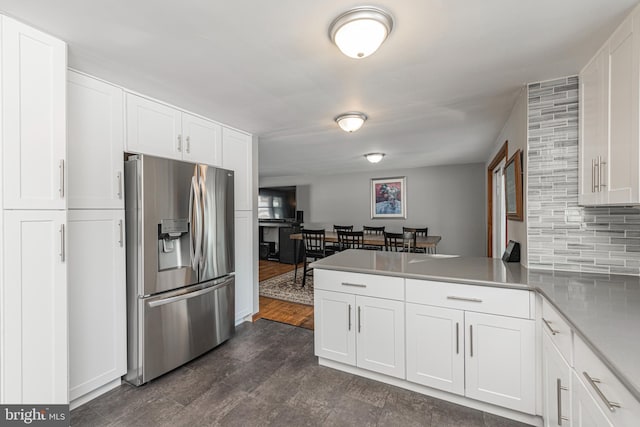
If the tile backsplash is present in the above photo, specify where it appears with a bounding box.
[527,76,640,276]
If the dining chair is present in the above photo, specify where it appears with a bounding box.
[384,231,416,252]
[363,226,385,250]
[300,229,330,287]
[329,225,354,251]
[403,227,428,253]
[337,230,364,250]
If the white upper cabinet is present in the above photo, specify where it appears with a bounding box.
[579,6,640,205]
[182,113,222,166]
[68,71,124,209]
[222,127,253,211]
[1,16,67,210]
[126,93,182,160]
[125,93,222,167]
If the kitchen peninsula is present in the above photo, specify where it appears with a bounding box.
[311,249,640,426]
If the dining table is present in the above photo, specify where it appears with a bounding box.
[289,231,442,283]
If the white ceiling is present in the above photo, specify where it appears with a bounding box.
[1,0,637,178]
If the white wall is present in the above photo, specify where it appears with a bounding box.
[486,87,528,265]
[260,163,486,256]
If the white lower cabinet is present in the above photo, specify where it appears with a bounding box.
[68,210,126,403]
[314,288,405,379]
[572,370,614,427]
[406,303,465,396]
[234,210,255,322]
[542,331,571,426]
[1,210,67,403]
[465,311,536,414]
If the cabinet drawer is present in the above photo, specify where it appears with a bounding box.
[541,298,573,365]
[574,335,640,426]
[314,269,404,301]
[406,279,531,318]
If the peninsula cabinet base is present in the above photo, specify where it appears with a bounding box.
[317,357,543,427]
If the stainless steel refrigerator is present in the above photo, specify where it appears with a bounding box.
[124,154,235,386]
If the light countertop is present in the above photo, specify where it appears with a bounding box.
[311,249,640,402]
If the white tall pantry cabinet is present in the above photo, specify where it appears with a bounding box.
[67,71,127,407]
[0,16,68,403]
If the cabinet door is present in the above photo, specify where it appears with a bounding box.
[465,312,535,414]
[182,113,222,166]
[222,127,253,211]
[406,303,464,395]
[2,210,67,403]
[125,93,182,160]
[68,71,124,209]
[571,370,614,427]
[579,48,608,206]
[356,295,405,379]
[314,290,356,366]
[234,210,255,322]
[608,17,639,204]
[2,16,66,210]
[68,210,126,401]
[542,331,571,427]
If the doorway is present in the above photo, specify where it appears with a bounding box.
[487,141,508,258]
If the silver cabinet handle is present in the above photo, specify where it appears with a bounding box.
[542,318,559,335]
[348,304,352,331]
[592,158,596,193]
[469,324,473,357]
[59,224,65,262]
[177,134,182,152]
[447,296,482,303]
[59,159,65,198]
[557,378,569,425]
[117,172,123,199]
[595,158,600,192]
[186,136,191,153]
[342,282,366,288]
[583,372,621,412]
[599,156,606,190]
[455,322,459,354]
[357,306,361,333]
[118,220,124,247]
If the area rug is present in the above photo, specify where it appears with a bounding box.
[259,269,314,306]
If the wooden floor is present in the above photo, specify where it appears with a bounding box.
[254,260,314,330]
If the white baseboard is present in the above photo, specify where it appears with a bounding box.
[318,358,543,427]
[70,378,122,411]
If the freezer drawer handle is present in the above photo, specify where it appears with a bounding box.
[148,281,230,308]
[582,372,621,412]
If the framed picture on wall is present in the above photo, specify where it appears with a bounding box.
[505,149,523,221]
[371,177,407,219]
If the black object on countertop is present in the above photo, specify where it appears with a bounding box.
[502,240,520,263]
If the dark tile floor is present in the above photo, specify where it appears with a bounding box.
[71,319,535,426]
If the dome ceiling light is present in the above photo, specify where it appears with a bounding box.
[335,112,367,132]
[364,153,385,163]
[329,6,394,59]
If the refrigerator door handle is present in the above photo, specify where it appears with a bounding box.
[189,175,203,270]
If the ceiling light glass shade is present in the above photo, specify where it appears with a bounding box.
[329,7,394,59]
[335,112,367,132]
[365,153,385,163]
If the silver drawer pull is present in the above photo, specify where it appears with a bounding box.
[342,282,366,288]
[583,372,621,412]
[447,296,482,303]
[542,318,559,335]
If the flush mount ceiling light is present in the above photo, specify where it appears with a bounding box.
[335,112,367,132]
[364,153,385,163]
[329,6,394,59]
